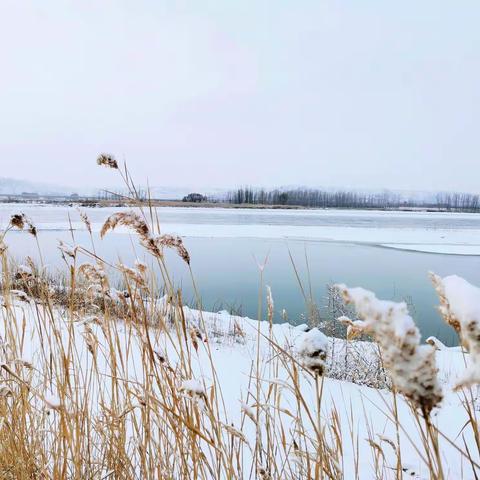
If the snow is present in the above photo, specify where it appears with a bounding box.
[9,289,29,301]
[382,244,480,256]
[181,379,206,396]
[335,284,443,412]
[425,336,448,350]
[434,275,480,388]
[17,264,33,275]
[2,292,479,478]
[43,394,62,411]
[240,402,256,423]
[295,327,329,374]
[2,204,480,256]
[441,275,480,323]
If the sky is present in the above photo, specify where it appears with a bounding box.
[0,1,479,193]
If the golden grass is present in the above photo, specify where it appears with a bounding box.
[0,158,478,479]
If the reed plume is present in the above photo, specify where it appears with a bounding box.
[117,263,147,289]
[430,273,480,389]
[10,214,36,236]
[79,262,109,292]
[100,211,150,239]
[295,327,329,375]
[100,212,190,264]
[10,213,25,229]
[336,284,442,414]
[78,209,92,234]
[150,234,190,265]
[96,153,119,169]
[58,240,77,260]
[266,285,274,324]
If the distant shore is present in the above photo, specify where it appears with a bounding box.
[0,198,476,213]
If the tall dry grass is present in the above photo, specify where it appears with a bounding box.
[0,156,478,479]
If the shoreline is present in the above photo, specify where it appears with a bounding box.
[1,198,480,214]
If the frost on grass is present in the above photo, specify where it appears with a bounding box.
[100,211,150,239]
[16,264,33,277]
[149,234,190,265]
[240,402,257,424]
[181,379,206,396]
[96,153,118,169]
[336,284,442,413]
[100,211,190,264]
[295,327,329,375]
[425,336,448,351]
[78,262,109,294]
[117,263,146,289]
[9,290,30,302]
[43,394,62,412]
[58,240,77,260]
[10,213,37,236]
[431,273,480,389]
[180,379,207,410]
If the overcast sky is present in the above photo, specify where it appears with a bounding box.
[1,1,479,192]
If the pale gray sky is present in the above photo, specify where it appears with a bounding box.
[1,1,479,192]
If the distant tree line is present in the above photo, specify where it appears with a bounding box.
[223,187,480,212]
[435,192,480,211]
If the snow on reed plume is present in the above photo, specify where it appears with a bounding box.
[134,259,147,274]
[77,209,92,234]
[9,213,25,229]
[100,211,190,264]
[57,240,78,262]
[96,153,118,169]
[336,284,442,413]
[152,234,190,265]
[180,379,207,410]
[295,328,329,375]
[78,262,109,292]
[430,273,480,389]
[10,213,37,236]
[117,263,147,289]
[100,211,149,239]
[266,285,274,323]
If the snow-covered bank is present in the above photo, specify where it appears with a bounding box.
[2,290,478,478]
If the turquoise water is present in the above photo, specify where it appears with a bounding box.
[6,229,480,346]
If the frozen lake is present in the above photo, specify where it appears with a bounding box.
[2,204,480,345]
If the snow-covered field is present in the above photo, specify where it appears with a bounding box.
[1,286,478,478]
[1,206,480,478]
